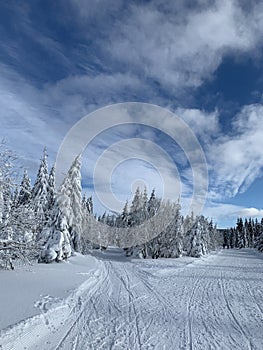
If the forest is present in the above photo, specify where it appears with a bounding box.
[1,142,263,269]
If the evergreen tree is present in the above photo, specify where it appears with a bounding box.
[39,194,72,263]
[147,189,160,218]
[32,149,50,234]
[236,218,246,248]
[18,169,31,206]
[247,218,254,248]
[256,218,263,251]
[223,229,230,248]
[59,155,83,252]
[229,227,235,248]
[47,164,56,212]
[118,200,130,228]
[130,187,144,226]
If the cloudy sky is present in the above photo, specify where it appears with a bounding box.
[1,0,263,227]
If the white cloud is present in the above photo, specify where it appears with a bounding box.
[1,0,263,223]
[234,207,263,217]
[201,202,263,228]
[175,108,220,142]
[107,0,263,89]
[208,104,263,198]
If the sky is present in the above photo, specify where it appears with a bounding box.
[0,0,263,228]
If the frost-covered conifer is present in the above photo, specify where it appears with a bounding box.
[47,164,56,212]
[18,169,32,206]
[59,155,83,252]
[32,149,50,233]
[39,194,72,263]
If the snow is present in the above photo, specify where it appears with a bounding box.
[0,248,263,349]
[0,253,100,330]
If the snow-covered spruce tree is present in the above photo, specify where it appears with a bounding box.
[223,229,230,248]
[185,216,215,258]
[39,194,72,263]
[39,155,83,262]
[147,188,161,218]
[254,218,262,249]
[236,218,248,248]
[207,219,218,251]
[129,187,145,226]
[229,227,235,248]
[118,200,130,228]
[86,196,93,214]
[31,148,50,237]
[256,218,263,252]
[47,164,56,212]
[59,155,83,251]
[246,218,255,248]
[56,155,83,252]
[18,169,31,206]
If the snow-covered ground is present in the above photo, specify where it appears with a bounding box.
[0,248,263,350]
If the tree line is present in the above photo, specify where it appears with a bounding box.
[2,143,261,268]
[223,218,263,251]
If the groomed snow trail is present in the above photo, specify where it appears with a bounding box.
[1,248,263,350]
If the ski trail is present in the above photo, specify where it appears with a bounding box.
[186,274,198,350]
[1,248,263,350]
[220,271,253,350]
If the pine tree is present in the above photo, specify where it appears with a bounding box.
[118,200,130,228]
[130,187,144,226]
[247,218,254,248]
[256,218,263,251]
[59,155,83,252]
[39,194,72,263]
[87,196,93,214]
[47,164,56,212]
[223,229,230,249]
[229,227,235,248]
[147,189,160,218]
[32,149,50,234]
[236,218,246,248]
[18,169,31,206]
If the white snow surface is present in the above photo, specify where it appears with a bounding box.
[0,248,263,350]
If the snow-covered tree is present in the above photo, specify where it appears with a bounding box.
[255,218,263,252]
[147,188,160,218]
[129,187,145,226]
[47,164,56,212]
[236,218,247,248]
[31,149,50,235]
[17,170,31,206]
[58,155,83,252]
[117,200,130,228]
[39,194,72,263]
[184,215,216,257]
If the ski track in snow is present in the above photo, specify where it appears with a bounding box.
[0,248,263,350]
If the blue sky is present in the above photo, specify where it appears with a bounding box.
[1,0,263,227]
